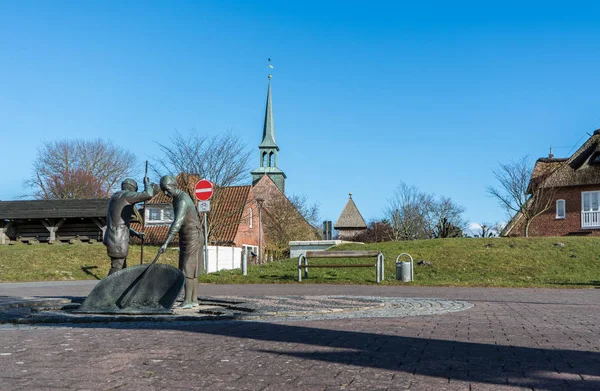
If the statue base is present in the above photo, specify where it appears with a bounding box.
[75,264,184,314]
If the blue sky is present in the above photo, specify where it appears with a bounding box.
[1,1,599,229]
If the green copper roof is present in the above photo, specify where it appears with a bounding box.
[259,80,278,149]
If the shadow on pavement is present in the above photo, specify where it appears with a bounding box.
[32,318,600,390]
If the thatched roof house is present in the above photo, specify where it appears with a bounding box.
[503,129,600,237]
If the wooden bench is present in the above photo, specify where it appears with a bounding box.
[297,250,384,283]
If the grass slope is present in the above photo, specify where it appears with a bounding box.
[0,244,180,282]
[0,237,599,287]
[200,237,600,288]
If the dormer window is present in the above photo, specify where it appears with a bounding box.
[146,206,174,224]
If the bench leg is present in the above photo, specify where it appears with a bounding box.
[297,265,308,281]
[298,255,305,282]
[376,252,384,283]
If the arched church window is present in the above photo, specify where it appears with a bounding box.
[269,152,274,167]
[262,152,267,167]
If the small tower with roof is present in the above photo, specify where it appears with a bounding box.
[334,193,367,240]
[251,73,287,193]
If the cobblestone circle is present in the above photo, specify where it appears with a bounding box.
[2,295,474,325]
[198,295,474,322]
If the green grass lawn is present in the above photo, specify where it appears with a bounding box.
[1,237,599,288]
[200,236,600,288]
[0,243,180,282]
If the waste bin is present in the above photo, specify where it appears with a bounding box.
[395,253,414,282]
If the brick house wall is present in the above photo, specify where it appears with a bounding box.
[509,184,600,237]
[252,174,319,245]
[252,175,283,207]
[232,187,260,247]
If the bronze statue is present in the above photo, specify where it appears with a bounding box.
[158,175,203,309]
[104,178,154,276]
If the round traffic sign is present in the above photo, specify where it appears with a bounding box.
[194,179,214,201]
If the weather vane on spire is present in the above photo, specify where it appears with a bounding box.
[268,58,274,79]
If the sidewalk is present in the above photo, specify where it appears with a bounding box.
[1,282,599,390]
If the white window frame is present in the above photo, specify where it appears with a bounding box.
[242,244,258,258]
[249,208,253,228]
[146,206,174,224]
[555,199,565,219]
[582,191,600,212]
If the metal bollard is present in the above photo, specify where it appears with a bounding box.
[395,253,414,282]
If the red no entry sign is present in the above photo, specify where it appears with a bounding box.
[194,179,214,201]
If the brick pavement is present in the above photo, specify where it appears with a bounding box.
[0,282,599,390]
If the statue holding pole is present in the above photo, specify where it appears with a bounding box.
[158,175,203,309]
[104,177,154,276]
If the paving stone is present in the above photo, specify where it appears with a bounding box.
[1,284,600,390]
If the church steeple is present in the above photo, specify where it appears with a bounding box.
[251,73,287,192]
[259,76,278,150]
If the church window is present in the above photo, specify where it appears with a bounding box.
[262,152,267,167]
[269,152,274,167]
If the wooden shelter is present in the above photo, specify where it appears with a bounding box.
[0,199,108,244]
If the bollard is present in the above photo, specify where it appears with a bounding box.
[395,253,414,282]
[242,251,248,276]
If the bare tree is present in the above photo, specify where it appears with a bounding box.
[154,131,251,190]
[491,221,506,235]
[472,222,497,238]
[154,130,252,243]
[385,183,434,240]
[288,194,320,229]
[486,156,557,237]
[261,193,320,257]
[429,197,466,238]
[25,139,138,199]
[44,169,106,199]
[385,183,467,240]
[353,220,394,243]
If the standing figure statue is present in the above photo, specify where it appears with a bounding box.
[104,177,154,276]
[158,175,203,309]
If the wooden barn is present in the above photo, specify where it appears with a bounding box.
[0,199,109,244]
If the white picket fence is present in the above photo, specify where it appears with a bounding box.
[205,245,242,274]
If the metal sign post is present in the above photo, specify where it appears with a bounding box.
[194,180,214,275]
[140,160,148,264]
[197,201,210,274]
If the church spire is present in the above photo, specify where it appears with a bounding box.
[259,76,278,150]
[251,69,287,193]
